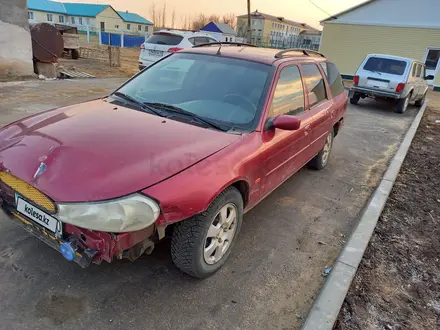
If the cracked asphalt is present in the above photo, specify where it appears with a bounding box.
[0,79,418,329]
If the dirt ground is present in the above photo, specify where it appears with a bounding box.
[59,46,140,78]
[335,103,440,330]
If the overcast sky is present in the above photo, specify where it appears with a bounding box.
[58,0,368,29]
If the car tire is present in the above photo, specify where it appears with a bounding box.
[308,131,334,170]
[396,93,411,114]
[350,93,360,105]
[171,187,243,278]
[415,92,426,107]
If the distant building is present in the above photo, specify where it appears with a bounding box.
[236,10,321,49]
[27,0,153,34]
[200,22,237,42]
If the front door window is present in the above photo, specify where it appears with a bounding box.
[425,49,440,70]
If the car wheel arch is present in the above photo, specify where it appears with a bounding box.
[206,179,250,212]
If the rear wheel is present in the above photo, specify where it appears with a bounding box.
[396,93,411,114]
[171,187,243,278]
[415,92,426,107]
[350,92,361,105]
[308,131,334,170]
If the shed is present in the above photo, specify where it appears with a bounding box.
[319,0,440,90]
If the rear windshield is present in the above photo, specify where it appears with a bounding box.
[145,33,183,45]
[363,57,407,75]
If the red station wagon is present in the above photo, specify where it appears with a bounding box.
[0,44,347,278]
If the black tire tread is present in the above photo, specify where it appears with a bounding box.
[171,187,242,278]
[308,131,333,170]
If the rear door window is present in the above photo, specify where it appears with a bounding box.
[412,63,417,77]
[301,64,328,107]
[416,64,422,78]
[146,33,183,45]
[363,57,407,75]
[320,62,345,97]
[270,66,305,117]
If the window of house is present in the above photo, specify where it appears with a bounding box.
[47,14,53,22]
[86,18,89,25]
[301,63,328,107]
[320,62,345,97]
[127,23,131,30]
[79,17,83,25]
[115,24,119,29]
[28,11,34,20]
[138,25,142,31]
[71,17,75,24]
[58,15,64,23]
[144,26,148,32]
[270,66,305,117]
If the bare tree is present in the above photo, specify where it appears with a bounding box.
[207,14,221,22]
[162,1,167,28]
[222,13,237,29]
[150,1,157,27]
[190,13,208,30]
[171,8,176,28]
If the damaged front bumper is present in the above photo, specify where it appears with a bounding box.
[1,204,156,268]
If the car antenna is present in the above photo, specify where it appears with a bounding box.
[216,43,222,55]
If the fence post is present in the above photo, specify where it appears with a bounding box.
[87,25,90,43]
[98,30,102,45]
[121,31,124,48]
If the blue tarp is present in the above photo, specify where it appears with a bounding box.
[101,32,145,48]
[124,35,145,48]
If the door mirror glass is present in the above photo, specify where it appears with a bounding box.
[270,115,301,131]
[425,75,434,80]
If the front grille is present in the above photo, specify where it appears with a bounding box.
[0,171,56,213]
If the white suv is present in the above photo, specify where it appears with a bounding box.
[349,54,434,113]
[138,30,218,69]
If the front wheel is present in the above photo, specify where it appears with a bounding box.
[415,92,426,107]
[171,187,243,278]
[308,131,334,170]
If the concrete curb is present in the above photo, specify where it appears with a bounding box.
[301,101,429,330]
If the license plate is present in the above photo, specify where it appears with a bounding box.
[16,197,60,233]
[367,80,388,88]
[149,50,163,57]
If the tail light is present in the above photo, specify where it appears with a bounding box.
[140,43,145,49]
[396,83,405,93]
[353,75,359,85]
[168,47,184,53]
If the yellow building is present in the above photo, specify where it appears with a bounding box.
[236,11,320,48]
[319,0,440,91]
[27,0,153,34]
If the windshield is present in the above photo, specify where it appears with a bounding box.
[363,57,407,75]
[116,53,270,131]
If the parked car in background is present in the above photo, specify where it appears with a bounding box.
[138,30,218,70]
[349,54,433,113]
[0,45,347,278]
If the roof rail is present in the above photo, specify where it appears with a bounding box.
[275,48,325,58]
[193,42,257,48]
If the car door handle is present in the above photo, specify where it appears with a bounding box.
[304,124,311,136]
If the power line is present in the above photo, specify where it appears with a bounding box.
[308,0,338,19]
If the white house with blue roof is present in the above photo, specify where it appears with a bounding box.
[27,0,153,34]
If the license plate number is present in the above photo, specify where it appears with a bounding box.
[149,50,163,57]
[367,80,388,88]
[16,198,60,233]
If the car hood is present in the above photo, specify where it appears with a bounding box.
[0,100,240,202]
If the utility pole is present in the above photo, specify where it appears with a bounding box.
[247,0,252,44]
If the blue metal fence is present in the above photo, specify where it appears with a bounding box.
[100,32,145,48]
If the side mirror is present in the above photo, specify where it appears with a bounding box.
[425,75,434,80]
[266,115,301,131]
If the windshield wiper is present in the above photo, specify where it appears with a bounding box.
[365,69,382,75]
[143,102,229,132]
[113,92,165,117]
